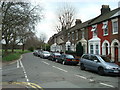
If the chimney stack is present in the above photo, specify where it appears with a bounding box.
[101,5,111,15]
[75,19,82,25]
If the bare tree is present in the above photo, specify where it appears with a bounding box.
[39,33,47,50]
[55,3,76,32]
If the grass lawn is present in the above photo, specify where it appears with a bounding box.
[2,49,31,61]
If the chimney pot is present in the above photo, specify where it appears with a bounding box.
[75,19,82,25]
[101,5,111,15]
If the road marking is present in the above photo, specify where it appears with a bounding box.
[52,66,68,72]
[100,82,114,88]
[17,60,20,68]
[75,74,87,80]
[41,61,50,65]
[1,82,43,90]
[89,79,94,82]
[19,59,30,83]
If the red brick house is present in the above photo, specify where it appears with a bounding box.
[88,5,120,65]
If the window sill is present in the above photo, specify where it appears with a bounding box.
[113,32,118,35]
[103,34,108,36]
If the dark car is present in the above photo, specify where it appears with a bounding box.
[48,52,61,61]
[33,50,39,56]
[56,54,79,65]
[80,54,120,75]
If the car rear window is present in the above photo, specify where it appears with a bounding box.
[43,51,50,54]
[66,55,74,58]
[54,53,61,56]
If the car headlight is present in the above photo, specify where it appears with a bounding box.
[106,66,113,69]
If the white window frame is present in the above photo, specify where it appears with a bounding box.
[95,44,99,55]
[90,44,94,54]
[72,32,74,41]
[81,28,85,39]
[112,18,118,34]
[102,21,108,36]
[76,31,78,40]
[68,32,70,39]
[91,24,97,37]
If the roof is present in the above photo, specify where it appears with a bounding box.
[88,7,120,26]
[69,19,93,32]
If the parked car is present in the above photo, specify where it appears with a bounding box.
[33,50,39,56]
[56,54,79,65]
[40,51,50,59]
[80,54,120,75]
[48,52,61,61]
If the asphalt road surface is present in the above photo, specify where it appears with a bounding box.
[2,53,120,89]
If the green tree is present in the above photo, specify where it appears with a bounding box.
[1,1,43,53]
[76,42,83,57]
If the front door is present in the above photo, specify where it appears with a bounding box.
[114,46,118,64]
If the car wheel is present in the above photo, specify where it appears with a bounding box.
[80,63,85,70]
[98,67,104,76]
[52,58,54,61]
[62,61,66,65]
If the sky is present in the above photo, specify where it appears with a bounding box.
[29,0,120,43]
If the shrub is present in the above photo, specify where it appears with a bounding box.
[76,42,83,57]
[28,47,34,52]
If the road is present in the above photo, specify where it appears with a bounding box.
[2,53,120,89]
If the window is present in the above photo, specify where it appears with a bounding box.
[72,32,74,40]
[102,21,108,36]
[90,55,99,62]
[112,18,118,34]
[76,31,78,40]
[68,33,70,39]
[82,30,85,38]
[90,45,94,54]
[91,25,97,37]
[82,55,89,59]
[95,44,99,55]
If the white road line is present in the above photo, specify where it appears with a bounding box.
[75,74,87,80]
[41,61,50,65]
[17,60,20,68]
[89,79,94,82]
[19,59,30,83]
[52,66,68,72]
[100,82,114,88]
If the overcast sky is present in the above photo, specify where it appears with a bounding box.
[30,0,120,43]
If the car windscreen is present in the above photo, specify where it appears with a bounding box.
[101,56,112,62]
[66,55,74,58]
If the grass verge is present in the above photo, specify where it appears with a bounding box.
[2,50,31,61]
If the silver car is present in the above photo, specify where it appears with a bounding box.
[40,51,50,59]
[80,54,120,75]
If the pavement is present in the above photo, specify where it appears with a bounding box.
[1,57,29,89]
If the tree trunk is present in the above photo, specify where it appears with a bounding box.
[4,44,8,54]
[12,44,14,52]
[22,44,25,52]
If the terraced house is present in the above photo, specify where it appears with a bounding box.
[48,5,120,65]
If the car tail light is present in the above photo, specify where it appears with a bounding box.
[76,60,79,62]
[66,59,71,61]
